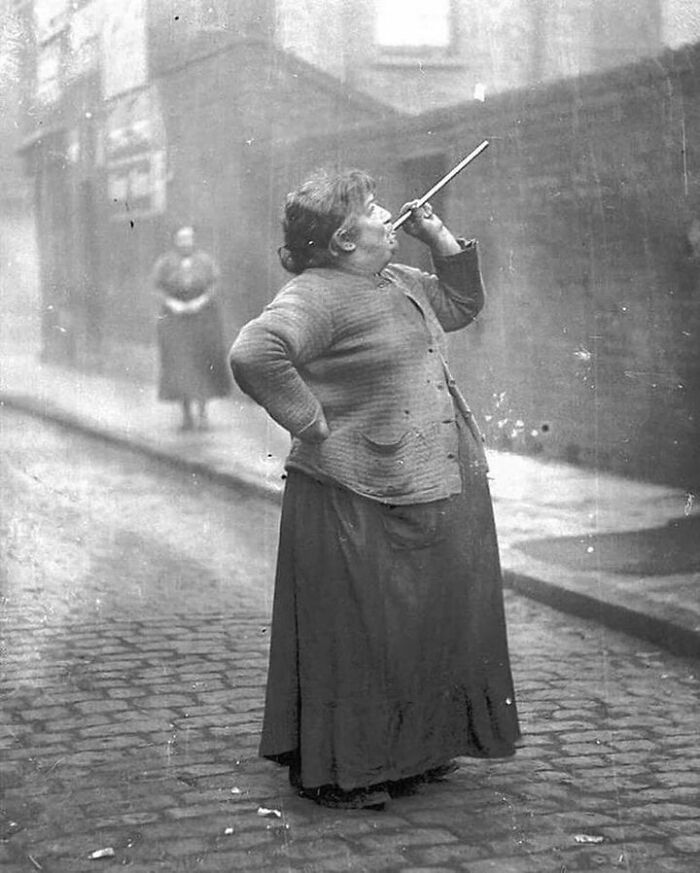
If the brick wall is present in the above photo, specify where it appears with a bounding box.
[442,49,700,490]
[260,44,700,488]
[24,16,700,488]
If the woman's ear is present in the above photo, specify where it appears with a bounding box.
[331,227,356,254]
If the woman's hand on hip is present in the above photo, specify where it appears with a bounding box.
[297,416,330,443]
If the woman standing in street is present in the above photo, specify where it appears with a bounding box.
[153,226,230,430]
[229,169,520,810]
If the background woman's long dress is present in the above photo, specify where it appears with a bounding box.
[260,417,520,792]
[157,300,231,402]
[154,250,231,402]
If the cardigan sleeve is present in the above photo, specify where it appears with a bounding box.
[421,239,485,332]
[229,286,334,437]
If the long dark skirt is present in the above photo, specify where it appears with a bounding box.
[260,419,521,792]
[157,300,231,402]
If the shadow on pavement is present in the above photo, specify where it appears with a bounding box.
[513,515,700,576]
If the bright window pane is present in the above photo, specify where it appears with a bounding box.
[375,0,451,47]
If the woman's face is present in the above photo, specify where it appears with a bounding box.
[349,195,397,269]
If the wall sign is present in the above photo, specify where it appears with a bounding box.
[104,86,167,219]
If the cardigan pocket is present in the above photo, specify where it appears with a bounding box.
[378,499,449,549]
[353,426,429,498]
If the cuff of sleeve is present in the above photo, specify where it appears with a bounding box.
[434,238,476,257]
[432,238,478,268]
[294,409,326,438]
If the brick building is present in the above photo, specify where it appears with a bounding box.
[277,0,671,113]
[225,42,700,490]
[16,0,395,374]
[0,1,39,351]
[14,0,700,487]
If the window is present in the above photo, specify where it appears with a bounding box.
[375,0,451,48]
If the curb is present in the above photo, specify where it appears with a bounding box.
[0,393,283,505]
[4,392,698,662]
[503,570,700,661]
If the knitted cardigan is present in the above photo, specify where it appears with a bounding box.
[229,241,485,504]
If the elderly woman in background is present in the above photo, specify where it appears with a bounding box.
[229,169,520,810]
[153,226,230,430]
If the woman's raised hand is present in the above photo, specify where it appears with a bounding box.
[397,200,463,257]
[397,201,445,245]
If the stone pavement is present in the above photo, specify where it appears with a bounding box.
[2,602,700,873]
[1,350,698,660]
[2,376,700,873]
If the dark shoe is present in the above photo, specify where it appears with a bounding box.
[422,760,460,782]
[299,785,390,810]
[385,775,423,798]
[288,760,302,789]
[385,761,459,798]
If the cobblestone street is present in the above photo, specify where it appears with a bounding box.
[1,409,699,872]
